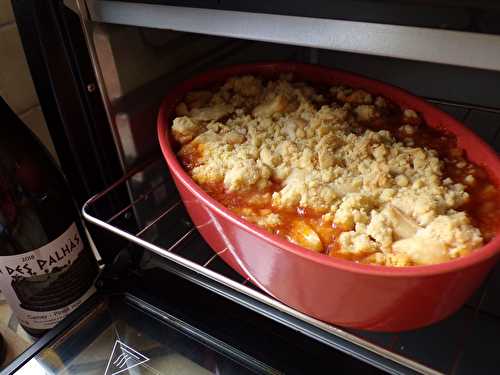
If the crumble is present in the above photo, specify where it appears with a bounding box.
[171,74,499,266]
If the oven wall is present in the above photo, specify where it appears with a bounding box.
[92,24,306,168]
[91,25,500,171]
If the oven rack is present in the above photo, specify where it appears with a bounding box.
[82,98,500,375]
[82,157,436,375]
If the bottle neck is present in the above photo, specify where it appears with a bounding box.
[0,97,72,251]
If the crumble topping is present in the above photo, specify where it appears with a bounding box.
[171,74,498,266]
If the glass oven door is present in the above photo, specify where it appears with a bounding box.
[5,266,383,375]
[11,296,272,375]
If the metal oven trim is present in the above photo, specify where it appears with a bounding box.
[86,0,500,72]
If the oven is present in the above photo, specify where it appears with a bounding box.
[6,1,500,373]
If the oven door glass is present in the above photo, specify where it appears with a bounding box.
[13,295,277,375]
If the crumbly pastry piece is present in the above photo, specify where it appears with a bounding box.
[172,74,497,266]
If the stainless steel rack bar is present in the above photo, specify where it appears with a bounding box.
[426,98,500,115]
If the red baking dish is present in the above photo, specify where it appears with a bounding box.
[157,62,500,332]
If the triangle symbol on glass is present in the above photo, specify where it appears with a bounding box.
[104,340,150,375]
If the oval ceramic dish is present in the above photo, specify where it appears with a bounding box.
[158,62,500,332]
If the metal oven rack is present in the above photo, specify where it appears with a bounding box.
[82,99,500,375]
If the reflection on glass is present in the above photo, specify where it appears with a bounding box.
[16,359,50,375]
[14,298,275,375]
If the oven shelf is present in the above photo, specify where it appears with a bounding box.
[83,0,500,72]
[83,157,435,375]
[82,99,500,374]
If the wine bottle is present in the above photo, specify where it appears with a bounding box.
[0,97,98,336]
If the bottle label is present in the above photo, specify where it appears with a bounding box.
[0,223,97,330]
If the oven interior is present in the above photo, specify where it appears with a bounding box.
[17,1,500,374]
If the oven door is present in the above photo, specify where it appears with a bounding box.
[3,264,383,375]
